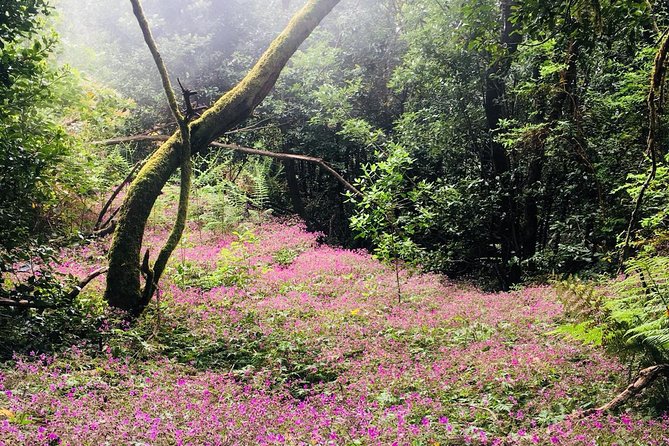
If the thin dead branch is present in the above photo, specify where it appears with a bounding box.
[177,77,199,119]
[65,267,109,300]
[91,135,168,146]
[95,160,145,230]
[93,220,117,238]
[91,134,361,196]
[211,142,361,196]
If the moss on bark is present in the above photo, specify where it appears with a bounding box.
[104,0,341,312]
[105,133,183,312]
[148,131,192,303]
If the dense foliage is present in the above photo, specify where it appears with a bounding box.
[0,0,68,256]
[51,0,669,290]
[346,0,665,288]
[3,0,669,443]
[0,0,129,309]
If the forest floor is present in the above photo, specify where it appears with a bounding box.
[1,204,669,445]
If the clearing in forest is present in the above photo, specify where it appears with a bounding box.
[1,215,668,445]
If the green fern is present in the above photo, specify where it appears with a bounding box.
[608,256,669,359]
[551,321,604,346]
[554,275,604,320]
[191,151,277,232]
[552,276,606,345]
[250,159,271,208]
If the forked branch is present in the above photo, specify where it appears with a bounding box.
[129,0,193,305]
[104,0,342,312]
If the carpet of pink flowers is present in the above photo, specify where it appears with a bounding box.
[1,216,668,445]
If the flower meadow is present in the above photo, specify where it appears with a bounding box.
[1,214,669,445]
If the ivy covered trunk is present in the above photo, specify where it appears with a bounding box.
[104,0,341,313]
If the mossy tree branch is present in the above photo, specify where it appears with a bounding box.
[620,28,669,265]
[129,0,193,307]
[129,0,184,125]
[104,0,342,313]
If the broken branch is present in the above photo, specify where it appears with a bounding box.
[93,220,117,239]
[583,364,669,416]
[66,267,109,300]
[90,134,361,196]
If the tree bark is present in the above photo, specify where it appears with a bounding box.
[285,158,307,218]
[482,0,522,288]
[104,0,342,312]
[482,0,520,176]
[129,0,195,306]
[583,364,669,415]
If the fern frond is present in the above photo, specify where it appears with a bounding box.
[609,255,669,360]
[250,159,271,208]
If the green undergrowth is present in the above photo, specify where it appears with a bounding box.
[552,269,669,412]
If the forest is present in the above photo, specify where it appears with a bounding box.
[2,0,669,444]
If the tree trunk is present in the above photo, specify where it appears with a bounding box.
[482,0,522,287]
[285,158,307,218]
[521,40,579,264]
[104,0,341,313]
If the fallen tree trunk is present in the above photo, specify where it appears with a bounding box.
[0,298,54,309]
[583,364,669,416]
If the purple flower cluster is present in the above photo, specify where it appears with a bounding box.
[1,217,667,445]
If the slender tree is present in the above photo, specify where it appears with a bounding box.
[104,0,342,314]
[482,0,522,287]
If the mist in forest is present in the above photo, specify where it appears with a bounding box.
[52,0,392,128]
[54,0,297,104]
[5,1,669,442]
